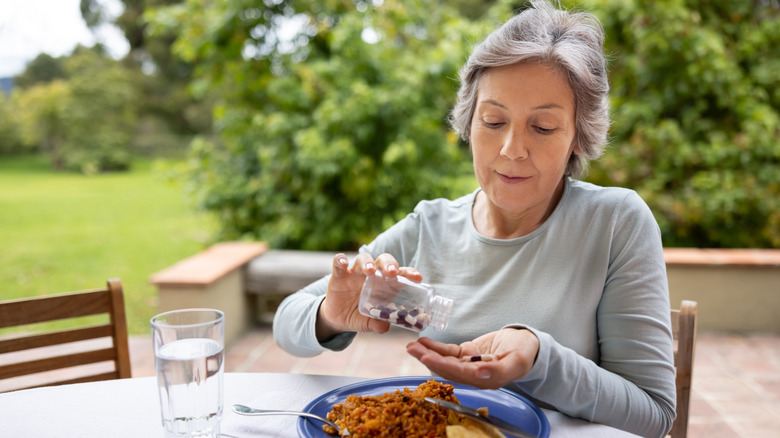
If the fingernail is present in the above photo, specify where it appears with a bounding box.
[387,265,397,274]
[366,262,375,270]
[478,369,491,379]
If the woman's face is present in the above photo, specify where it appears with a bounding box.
[470,62,577,226]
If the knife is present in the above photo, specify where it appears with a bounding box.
[424,397,538,438]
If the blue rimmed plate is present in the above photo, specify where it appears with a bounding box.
[297,376,550,437]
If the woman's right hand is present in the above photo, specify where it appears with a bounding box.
[315,252,422,341]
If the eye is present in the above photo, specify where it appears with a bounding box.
[481,118,505,129]
[534,125,556,134]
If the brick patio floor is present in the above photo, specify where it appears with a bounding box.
[126,325,780,438]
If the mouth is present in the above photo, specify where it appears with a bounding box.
[496,172,529,184]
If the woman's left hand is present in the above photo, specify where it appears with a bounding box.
[406,328,540,390]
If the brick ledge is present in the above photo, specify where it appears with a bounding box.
[664,248,780,267]
[150,242,268,287]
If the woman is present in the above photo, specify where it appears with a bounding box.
[273,1,676,436]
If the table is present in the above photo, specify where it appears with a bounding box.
[0,373,640,437]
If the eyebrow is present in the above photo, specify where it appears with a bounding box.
[479,99,565,111]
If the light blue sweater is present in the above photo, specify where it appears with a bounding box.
[273,178,676,437]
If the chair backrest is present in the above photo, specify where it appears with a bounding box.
[669,300,698,438]
[0,278,131,392]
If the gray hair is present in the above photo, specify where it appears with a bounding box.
[450,0,610,178]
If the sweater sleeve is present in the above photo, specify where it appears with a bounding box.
[508,191,676,438]
[272,276,357,357]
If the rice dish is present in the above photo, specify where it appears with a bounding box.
[324,378,458,437]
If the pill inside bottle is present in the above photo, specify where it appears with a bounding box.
[358,271,453,332]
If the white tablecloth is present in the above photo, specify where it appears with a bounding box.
[0,373,639,437]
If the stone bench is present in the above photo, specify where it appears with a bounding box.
[246,250,357,322]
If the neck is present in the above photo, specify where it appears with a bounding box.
[473,178,566,239]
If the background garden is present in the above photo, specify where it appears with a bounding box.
[1,0,778,333]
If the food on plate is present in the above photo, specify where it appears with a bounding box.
[323,378,503,437]
[446,415,504,438]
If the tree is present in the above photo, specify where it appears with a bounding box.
[14,80,70,168]
[58,47,137,173]
[146,0,488,250]
[0,93,28,155]
[13,53,66,89]
[583,0,780,247]
[13,47,137,173]
[114,0,212,137]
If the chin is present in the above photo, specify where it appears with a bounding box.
[491,193,532,212]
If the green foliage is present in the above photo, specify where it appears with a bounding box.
[0,93,27,154]
[145,0,778,249]
[583,0,780,248]
[115,0,213,137]
[148,0,485,250]
[12,53,66,89]
[14,80,70,166]
[59,48,137,173]
[10,49,137,173]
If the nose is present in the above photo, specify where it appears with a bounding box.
[499,128,528,160]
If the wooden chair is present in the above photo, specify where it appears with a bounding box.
[669,300,698,438]
[0,278,131,392]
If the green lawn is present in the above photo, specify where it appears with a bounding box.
[0,155,217,334]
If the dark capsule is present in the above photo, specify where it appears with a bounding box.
[468,354,494,362]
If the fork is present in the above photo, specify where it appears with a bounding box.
[232,404,350,436]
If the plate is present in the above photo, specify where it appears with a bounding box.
[297,376,550,437]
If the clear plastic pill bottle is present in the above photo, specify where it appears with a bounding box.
[359,271,453,332]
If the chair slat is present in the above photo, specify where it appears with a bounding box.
[0,325,114,354]
[670,309,680,338]
[107,279,132,379]
[0,290,110,328]
[0,348,118,379]
[669,300,698,438]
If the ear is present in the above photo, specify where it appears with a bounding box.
[570,138,580,156]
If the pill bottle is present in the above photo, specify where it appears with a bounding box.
[359,271,453,332]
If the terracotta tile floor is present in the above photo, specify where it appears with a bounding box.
[125,326,780,438]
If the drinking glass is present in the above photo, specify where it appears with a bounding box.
[151,308,225,438]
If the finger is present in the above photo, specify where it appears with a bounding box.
[374,253,399,278]
[405,340,430,361]
[398,266,423,282]
[416,337,464,358]
[351,253,376,276]
[419,352,505,390]
[406,343,474,383]
[368,317,390,334]
[331,253,350,277]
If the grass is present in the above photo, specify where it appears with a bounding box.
[0,155,217,334]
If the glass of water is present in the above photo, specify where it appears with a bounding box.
[151,308,225,438]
